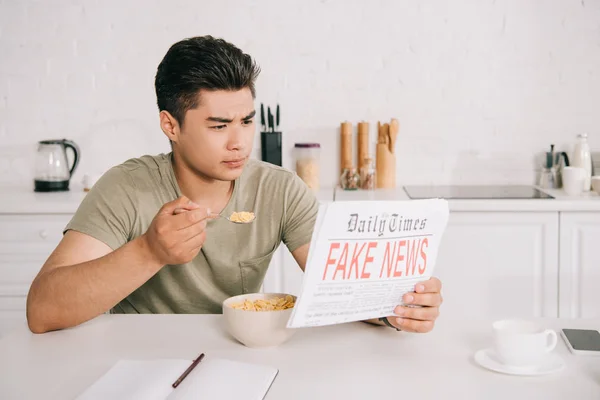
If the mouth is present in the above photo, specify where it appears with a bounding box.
[222,157,247,168]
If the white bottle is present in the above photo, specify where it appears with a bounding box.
[571,133,592,191]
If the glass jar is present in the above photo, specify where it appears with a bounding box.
[294,143,320,190]
[340,168,360,190]
[571,133,592,191]
[360,158,376,190]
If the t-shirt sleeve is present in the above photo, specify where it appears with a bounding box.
[64,166,138,251]
[282,173,319,253]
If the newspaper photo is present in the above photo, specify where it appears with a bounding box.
[287,199,450,328]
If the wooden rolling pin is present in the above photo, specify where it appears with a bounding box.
[389,118,399,154]
[340,121,353,175]
[357,121,369,170]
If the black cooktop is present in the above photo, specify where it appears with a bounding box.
[403,185,554,200]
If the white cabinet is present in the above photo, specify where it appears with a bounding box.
[0,214,72,337]
[434,212,559,319]
[262,245,306,296]
[559,212,600,318]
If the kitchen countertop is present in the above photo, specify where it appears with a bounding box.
[2,183,599,214]
[0,184,90,214]
[334,187,600,212]
[0,184,335,214]
[0,315,598,399]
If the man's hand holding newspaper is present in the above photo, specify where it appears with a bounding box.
[378,276,442,333]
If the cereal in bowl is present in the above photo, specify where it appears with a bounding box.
[231,295,295,311]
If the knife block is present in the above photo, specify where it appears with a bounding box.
[260,131,282,167]
[376,143,395,188]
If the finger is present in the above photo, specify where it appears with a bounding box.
[180,218,208,240]
[394,305,440,321]
[391,317,435,333]
[160,196,199,215]
[184,231,206,256]
[414,277,442,294]
[173,208,211,230]
[174,208,219,219]
[173,204,206,216]
[403,292,442,307]
[173,204,202,216]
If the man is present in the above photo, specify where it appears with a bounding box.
[26,35,443,334]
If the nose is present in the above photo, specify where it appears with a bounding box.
[226,125,245,152]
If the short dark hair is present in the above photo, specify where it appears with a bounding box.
[155,35,261,125]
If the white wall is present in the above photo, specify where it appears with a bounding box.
[1,0,599,188]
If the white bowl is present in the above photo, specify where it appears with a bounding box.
[222,293,297,348]
[592,176,600,194]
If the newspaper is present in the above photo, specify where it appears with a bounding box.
[287,199,449,328]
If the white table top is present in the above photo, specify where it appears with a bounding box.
[0,315,599,399]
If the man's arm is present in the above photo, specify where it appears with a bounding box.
[291,243,309,273]
[26,231,163,333]
[290,243,443,333]
[26,196,210,334]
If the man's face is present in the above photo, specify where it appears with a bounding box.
[168,88,256,181]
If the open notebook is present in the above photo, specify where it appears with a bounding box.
[76,356,279,400]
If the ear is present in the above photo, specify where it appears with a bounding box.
[159,111,180,142]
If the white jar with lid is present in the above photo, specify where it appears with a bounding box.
[571,133,592,191]
[294,143,320,190]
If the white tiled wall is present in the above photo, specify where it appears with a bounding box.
[1,0,599,188]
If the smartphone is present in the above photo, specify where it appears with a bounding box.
[561,328,600,356]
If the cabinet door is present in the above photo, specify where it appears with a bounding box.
[434,212,559,319]
[262,245,305,296]
[559,212,600,318]
[0,214,72,337]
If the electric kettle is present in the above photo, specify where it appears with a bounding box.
[34,139,80,192]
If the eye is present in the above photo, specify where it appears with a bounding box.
[242,119,254,126]
[211,125,226,131]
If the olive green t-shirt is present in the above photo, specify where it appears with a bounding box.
[64,153,318,314]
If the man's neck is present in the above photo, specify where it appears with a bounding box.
[171,152,234,212]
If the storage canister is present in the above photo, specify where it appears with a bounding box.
[294,143,321,190]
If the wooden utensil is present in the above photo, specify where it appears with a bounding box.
[376,122,395,188]
[357,121,369,170]
[376,145,395,188]
[379,122,388,145]
[340,121,353,174]
[389,118,399,154]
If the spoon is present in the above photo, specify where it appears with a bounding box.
[173,208,255,224]
[225,211,256,224]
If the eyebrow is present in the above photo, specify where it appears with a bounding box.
[206,110,256,123]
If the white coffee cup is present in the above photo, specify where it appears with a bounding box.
[492,319,557,367]
[562,166,585,196]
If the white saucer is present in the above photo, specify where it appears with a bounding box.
[474,348,565,376]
